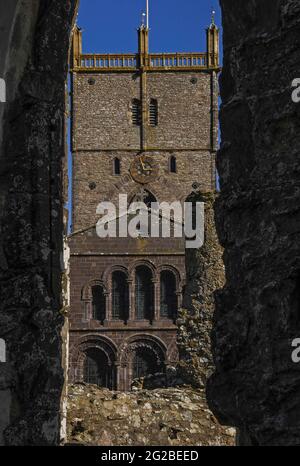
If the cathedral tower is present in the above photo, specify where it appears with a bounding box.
[68,16,219,391]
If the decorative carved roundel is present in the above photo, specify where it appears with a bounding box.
[130,155,159,185]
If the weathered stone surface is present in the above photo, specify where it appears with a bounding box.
[0,0,77,445]
[178,193,224,387]
[207,0,300,446]
[67,383,235,446]
[131,367,185,391]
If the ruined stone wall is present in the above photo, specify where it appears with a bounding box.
[67,384,235,446]
[207,0,300,446]
[0,0,77,445]
[178,193,224,388]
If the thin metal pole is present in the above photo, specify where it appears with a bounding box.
[146,0,149,29]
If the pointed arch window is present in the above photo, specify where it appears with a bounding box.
[170,155,177,173]
[160,270,178,319]
[135,266,154,321]
[112,271,129,322]
[131,99,141,126]
[149,99,158,126]
[91,285,106,323]
[113,157,121,175]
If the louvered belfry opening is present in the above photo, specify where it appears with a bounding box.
[160,270,178,319]
[131,98,142,126]
[149,98,158,126]
[83,348,113,389]
[91,285,106,323]
[135,266,154,321]
[112,271,129,322]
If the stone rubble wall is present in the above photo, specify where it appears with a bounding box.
[178,193,225,387]
[67,384,235,446]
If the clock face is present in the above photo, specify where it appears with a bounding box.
[130,155,159,184]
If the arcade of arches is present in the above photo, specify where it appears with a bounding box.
[69,262,182,391]
[70,333,170,392]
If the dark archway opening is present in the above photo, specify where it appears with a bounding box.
[135,266,154,321]
[132,347,163,379]
[112,271,129,322]
[83,348,114,389]
[160,270,178,320]
[91,285,106,323]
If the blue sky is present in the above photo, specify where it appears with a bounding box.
[77,0,222,54]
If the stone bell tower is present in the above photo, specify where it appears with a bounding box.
[68,15,220,391]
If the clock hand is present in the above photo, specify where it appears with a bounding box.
[139,156,146,170]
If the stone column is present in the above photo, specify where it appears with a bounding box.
[177,290,182,308]
[176,291,182,321]
[103,292,109,325]
[153,279,159,321]
[119,364,129,392]
[106,280,112,321]
[128,279,134,321]
[114,363,120,391]
[83,299,92,321]
[127,361,133,392]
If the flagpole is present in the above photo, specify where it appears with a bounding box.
[146,0,149,29]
